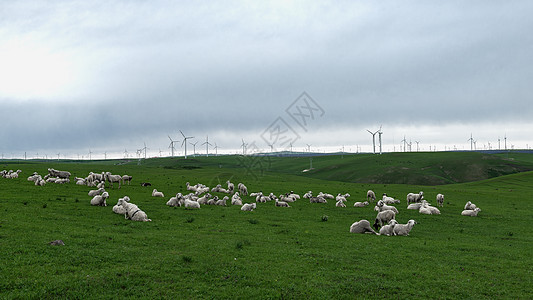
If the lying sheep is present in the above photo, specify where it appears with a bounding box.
[353,201,369,207]
[231,193,243,206]
[238,183,248,196]
[184,199,200,209]
[335,200,346,207]
[275,199,290,207]
[349,219,379,235]
[375,200,399,214]
[436,193,444,207]
[407,202,423,210]
[241,203,256,211]
[197,193,211,205]
[464,201,477,210]
[88,188,105,197]
[112,196,130,215]
[393,219,417,236]
[419,202,441,215]
[90,191,109,206]
[167,193,185,207]
[117,198,151,222]
[152,189,164,197]
[379,219,398,236]
[461,207,481,216]
[374,210,396,230]
[207,196,218,205]
[215,196,227,206]
[382,193,400,204]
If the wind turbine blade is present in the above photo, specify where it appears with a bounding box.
[180,130,185,138]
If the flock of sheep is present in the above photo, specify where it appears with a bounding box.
[12,167,483,234]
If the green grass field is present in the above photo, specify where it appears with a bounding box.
[1,152,532,298]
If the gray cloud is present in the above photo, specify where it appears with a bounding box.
[2,1,533,156]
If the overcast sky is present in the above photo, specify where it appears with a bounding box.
[1,1,532,159]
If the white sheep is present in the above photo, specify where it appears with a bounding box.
[419,202,441,215]
[197,193,211,205]
[436,193,444,207]
[393,220,417,236]
[207,196,218,205]
[105,172,122,189]
[318,192,334,199]
[374,210,396,229]
[382,193,401,204]
[464,201,477,210]
[375,200,399,214]
[122,175,132,185]
[367,190,376,202]
[407,202,423,210]
[353,201,369,207]
[379,219,398,236]
[231,193,243,206]
[241,203,256,211]
[461,207,481,216]
[152,189,164,197]
[166,193,184,207]
[275,199,290,207]
[184,199,200,209]
[119,199,151,222]
[335,200,346,207]
[112,196,130,215]
[238,183,248,196]
[215,196,227,206]
[90,191,109,206]
[349,220,379,235]
[227,180,235,193]
[407,191,424,203]
[88,188,105,197]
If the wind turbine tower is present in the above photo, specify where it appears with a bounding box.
[468,134,474,151]
[202,135,212,157]
[377,126,383,154]
[401,136,407,152]
[241,139,247,155]
[180,130,194,159]
[190,141,198,157]
[168,135,179,157]
[367,128,379,154]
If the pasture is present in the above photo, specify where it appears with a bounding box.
[1,152,532,298]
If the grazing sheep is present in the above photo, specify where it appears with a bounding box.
[152,189,164,197]
[105,172,122,189]
[374,210,396,230]
[122,175,132,185]
[393,220,417,236]
[88,188,105,197]
[379,219,399,236]
[335,200,346,207]
[275,199,290,207]
[90,191,109,206]
[241,203,256,211]
[436,193,444,207]
[118,199,151,222]
[353,201,369,207]
[464,201,477,210]
[48,168,71,179]
[238,183,248,196]
[349,219,379,235]
[184,199,200,209]
[407,191,424,204]
[462,207,481,216]
[367,190,376,202]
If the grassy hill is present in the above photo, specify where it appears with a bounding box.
[1,153,532,298]
[130,151,533,185]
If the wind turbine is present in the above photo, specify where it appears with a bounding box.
[141,142,148,159]
[168,135,179,157]
[202,135,212,157]
[401,136,407,152]
[268,144,274,153]
[241,139,247,155]
[88,149,93,160]
[104,151,107,160]
[306,144,311,153]
[190,141,198,157]
[377,126,383,154]
[415,141,420,152]
[504,134,507,150]
[180,130,194,159]
[57,153,60,160]
[468,133,474,151]
[123,149,129,158]
[213,143,219,156]
[367,128,379,154]
[289,142,294,153]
